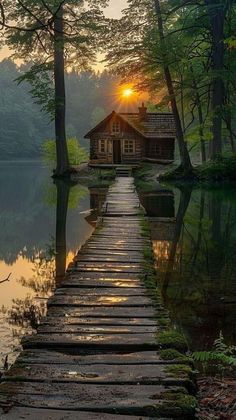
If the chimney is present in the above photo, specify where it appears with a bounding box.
[138,102,147,121]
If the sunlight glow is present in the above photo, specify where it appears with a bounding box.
[122,88,134,98]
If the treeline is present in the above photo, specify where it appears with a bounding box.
[0,59,117,159]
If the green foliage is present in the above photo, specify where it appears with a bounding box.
[196,154,236,181]
[157,329,188,352]
[192,332,236,376]
[42,138,88,166]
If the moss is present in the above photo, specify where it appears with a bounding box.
[160,348,190,362]
[165,364,192,378]
[157,329,188,352]
[161,392,197,415]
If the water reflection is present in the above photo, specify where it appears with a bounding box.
[0,163,94,366]
[141,185,236,351]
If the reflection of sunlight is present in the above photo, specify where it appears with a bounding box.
[98,296,128,304]
[152,240,180,271]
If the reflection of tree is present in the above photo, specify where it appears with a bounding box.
[55,180,70,286]
[162,186,192,297]
[155,186,236,351]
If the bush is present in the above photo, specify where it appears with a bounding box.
[42,137,89,166]
[196,154,236,181]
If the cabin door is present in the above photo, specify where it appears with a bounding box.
[113,140,121,164]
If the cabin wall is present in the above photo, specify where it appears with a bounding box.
[90,135,144,164]
[145,138,175,161]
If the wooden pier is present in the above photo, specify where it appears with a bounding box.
[0,176,196,419]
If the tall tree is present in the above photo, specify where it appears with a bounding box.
[0,0,108,176]
[153,0,192,171]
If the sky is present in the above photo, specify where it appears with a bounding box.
[0,0,128,62]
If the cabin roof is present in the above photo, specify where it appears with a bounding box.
[84,110,176,139]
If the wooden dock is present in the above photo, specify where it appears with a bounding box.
[0,176,196,419]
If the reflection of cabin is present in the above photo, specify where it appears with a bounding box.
[140,191,176,241]
[84,104,176,165]
[85,187,108,227]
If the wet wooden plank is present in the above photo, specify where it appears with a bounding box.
[65,272,143,280]
[47,295,155,308]
[0,382,187,416]
[61,279,144,288]
[79,248,143,255]
[16,350,184,366]
[74,255,144,263]
[37,324,158,335]
[22,332,159,350]
[4,363,191,388]
[40,317,158,327]
[0,407,154,420]
[46,306,159,318]
[55,288,148,297]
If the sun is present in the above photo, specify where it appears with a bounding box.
[122,88,134,98]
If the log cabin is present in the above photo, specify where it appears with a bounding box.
[84,104,176,166]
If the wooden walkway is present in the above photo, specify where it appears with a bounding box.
[0,176,196,419]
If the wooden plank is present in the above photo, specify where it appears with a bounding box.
[74,256,144,263]
[47,295,155,308]
[37,325,158,335]
[0,407,155,420]
[22,332,159,350]
[79,249,143,256]
[16,350,186,366]
[0,382,188,416]
[4,363,191,388]
[39,317,158,327]
[61,279,144,288]
[46,306,159,318]
[55,288,149,297]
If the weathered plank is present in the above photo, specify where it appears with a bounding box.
[55,287,149,297]
[16,350,185,366]
[46,306,159,318]
[47,295,156,307]
[37,324,158,335]
[0,382,190,417]
[0,407,156,420]
[61,279,145,288]
[22,333,159,350]
[40,316,158,327]
[4,363,191,388]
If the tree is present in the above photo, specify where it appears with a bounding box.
[106,0,193,172]
[153,0,192,171]
[0,0,108,176]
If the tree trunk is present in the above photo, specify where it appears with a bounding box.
[205,0,225,159]
[53,5,70,176]
[55,180,70,286]
[190,65,206,162]
[153,0,192,172]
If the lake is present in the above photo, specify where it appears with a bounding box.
[140,183,236,351]
[0,162,96,367]
[0,162,236,369]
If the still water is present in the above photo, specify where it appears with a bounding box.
[140,184,236,351]
[0,162,96,367]
[0,162,236,369]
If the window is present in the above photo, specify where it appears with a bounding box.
[149,143,162,156]
[99,139,107,153]
[123,140,134,154]
[112,121,120,133]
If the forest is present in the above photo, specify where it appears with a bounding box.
[0,59,117,159]
[0,1,235,177]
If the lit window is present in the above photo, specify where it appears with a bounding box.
[112,121,120,133]
[123,140,134,154]
[99,139,107,153]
